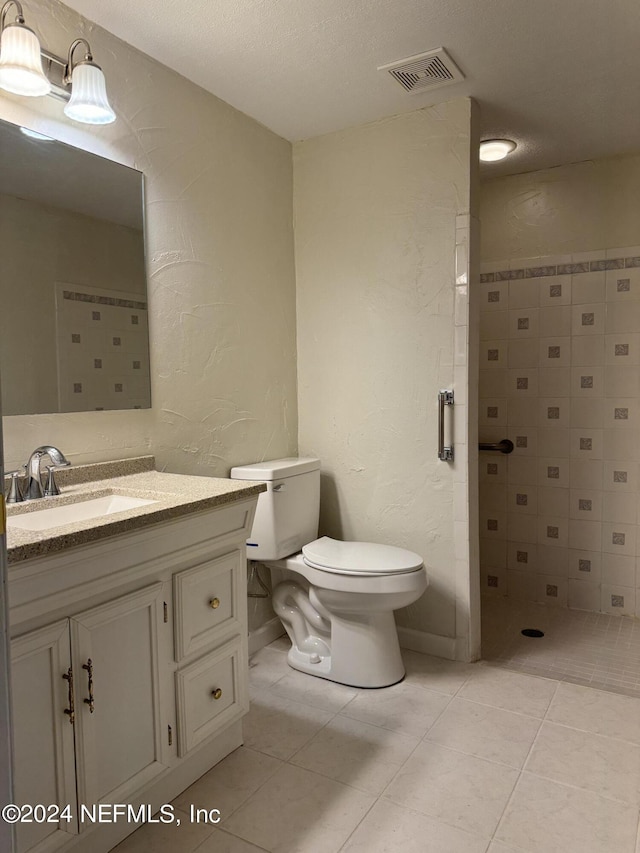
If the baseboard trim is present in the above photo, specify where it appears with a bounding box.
[248,617,285,655]
[397,626,456,660]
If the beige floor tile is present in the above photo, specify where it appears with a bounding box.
[401,650,476,695]
[341,681,450,737]
[242,691,333,760]
[383,741,518,837]
[487,844,525,853]
[425,697,541,768]
[457,665,557,717]
[547,682,640,743]
[290,713,419,795]
[525,721,640,805]
[341,799,488,853]
[112,808,214,853]
[267,668,358,713]
[248,647,290,689]
[194,828,268,852]
[173,746,283,818]
[496,772,638,853]
[223,764,374,853]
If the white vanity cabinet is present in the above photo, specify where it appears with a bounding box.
[12,584,168,853]
[8,494,258,853]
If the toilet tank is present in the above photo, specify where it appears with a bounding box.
[229,457,320,561]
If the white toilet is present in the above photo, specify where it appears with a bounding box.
[230,457,428,688]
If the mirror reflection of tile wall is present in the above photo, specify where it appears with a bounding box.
[0,117,150,415]
[479,247,640,617]
[55,285,150,412]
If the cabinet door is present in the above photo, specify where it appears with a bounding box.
[11,621,77,853]
[71,583,169,810]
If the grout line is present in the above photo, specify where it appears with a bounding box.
[439,692,554,723]
[517,766,640,809]
[193,826,271,853]
[489,677,559,846]
[418,732,540,774]
[284,711,339,763]
[370,694,456,800]
[189,746,285,823]
[335,797,378,852]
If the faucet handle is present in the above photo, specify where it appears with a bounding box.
[43,465,62,498]
[5,469,25,504]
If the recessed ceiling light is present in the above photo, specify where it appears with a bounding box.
[19,126,54,141]
[479,139,516,162]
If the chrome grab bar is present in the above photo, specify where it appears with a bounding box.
[438,390,454,461]
[478,439,514,454]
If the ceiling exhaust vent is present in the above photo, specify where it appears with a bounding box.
[378,48,464,94]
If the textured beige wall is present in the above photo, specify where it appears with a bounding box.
[294,101,476,653]
[481,153,640,261]
[0,0,297,473]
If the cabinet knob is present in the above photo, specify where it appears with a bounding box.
[211,688,222,700]
[209,597,220,610]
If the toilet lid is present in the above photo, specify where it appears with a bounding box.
[302,536,424,575]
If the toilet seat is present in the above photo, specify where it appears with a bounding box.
[302,536,423,577]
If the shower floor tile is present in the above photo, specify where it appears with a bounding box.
[482,596,640,698]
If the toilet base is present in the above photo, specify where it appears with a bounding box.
[282,609,406,689]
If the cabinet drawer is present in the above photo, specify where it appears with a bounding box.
[173,550,243,661]
[175,636,249,757]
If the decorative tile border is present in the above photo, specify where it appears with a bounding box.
[56,283,151,412]
[63,289,147,310]
[480,254,640,283]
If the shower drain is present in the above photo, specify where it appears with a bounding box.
[521,628,545,638]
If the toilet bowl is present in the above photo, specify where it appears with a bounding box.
[269,541,427,687]
[230,458,428,688]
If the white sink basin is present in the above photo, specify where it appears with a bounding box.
[7,494,157,532]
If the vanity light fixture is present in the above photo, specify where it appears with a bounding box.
[62,38,115,125]
[479,139,517,162]
[0,0,50,96]
[0,1,116,124]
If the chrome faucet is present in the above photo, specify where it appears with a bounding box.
[24,446,71,500]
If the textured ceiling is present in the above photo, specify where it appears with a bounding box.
[65,0,640,176]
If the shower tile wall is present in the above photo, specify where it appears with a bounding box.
[479,247,640,617]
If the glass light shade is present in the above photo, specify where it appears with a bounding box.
[0,23,50,96]
[64,61,115,124]
[479,139,517,162]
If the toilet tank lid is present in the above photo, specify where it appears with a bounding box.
[230,457,320,481]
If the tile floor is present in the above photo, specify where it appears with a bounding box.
[115,634,640,853]
[482,595,640,698]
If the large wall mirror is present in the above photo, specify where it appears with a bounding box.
[0,118,151,415]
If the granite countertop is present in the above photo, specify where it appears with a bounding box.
[5,456,266,564]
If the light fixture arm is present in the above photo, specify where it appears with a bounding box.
[0,0,25,30]
[63,37,93,84]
